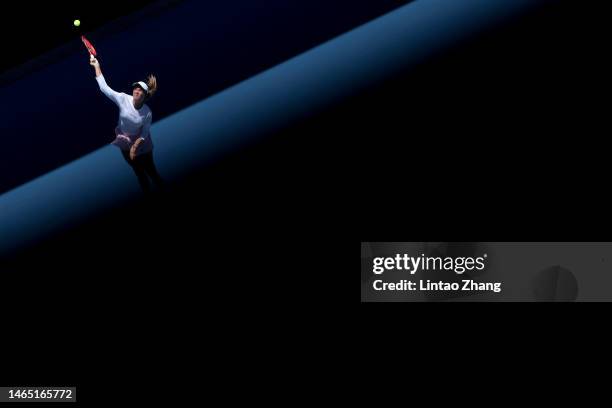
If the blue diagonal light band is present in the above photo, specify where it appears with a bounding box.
[0,0,537,256]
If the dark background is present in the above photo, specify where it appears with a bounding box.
[356,0,609,242]
[1,0,608,401]
[0,1,158,75]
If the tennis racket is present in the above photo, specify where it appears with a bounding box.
[81,35,97,57]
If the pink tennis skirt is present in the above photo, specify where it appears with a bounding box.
[111,127,153,155]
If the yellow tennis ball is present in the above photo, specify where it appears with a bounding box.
[74,20,81,27]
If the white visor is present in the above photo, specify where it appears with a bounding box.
[133,81,149,93]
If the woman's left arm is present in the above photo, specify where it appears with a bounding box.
[130,112,153,160]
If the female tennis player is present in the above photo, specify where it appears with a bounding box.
[89,54,163,192]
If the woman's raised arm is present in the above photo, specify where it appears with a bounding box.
[90,55,122,106]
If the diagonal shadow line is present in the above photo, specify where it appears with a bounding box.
[0,0,538,257]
